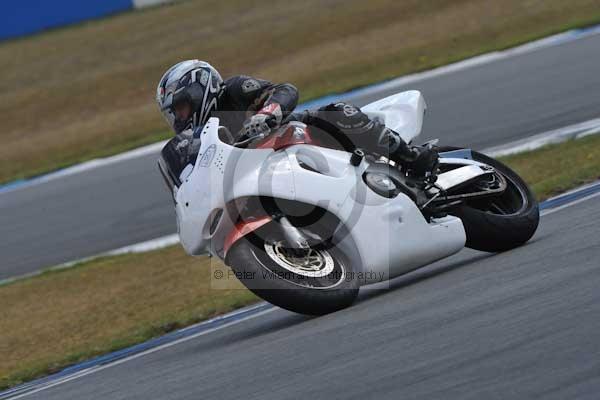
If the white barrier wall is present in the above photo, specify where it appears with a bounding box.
[133,0,173,8]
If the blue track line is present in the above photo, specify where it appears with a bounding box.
[539,181,600,211]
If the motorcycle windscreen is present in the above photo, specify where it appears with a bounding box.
[158,135,198,197]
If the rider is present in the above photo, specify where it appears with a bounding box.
[156,60,438,177]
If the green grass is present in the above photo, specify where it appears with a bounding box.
[1,0,600,183]
[0,248,258,390]
[500,134,600,200]
[1,134,599,390]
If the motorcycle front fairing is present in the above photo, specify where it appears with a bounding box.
[174,118,273,257]
[175,116,466,286]
[175,118,359,258]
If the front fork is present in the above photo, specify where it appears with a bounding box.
[223,213,313,258]
[276,215,311,250]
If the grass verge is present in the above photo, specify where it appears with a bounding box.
[1,0,600,183]
[1,134,600,390]
[0,249,259,390]
[499,134,600,200]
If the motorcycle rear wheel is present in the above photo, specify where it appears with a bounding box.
[439,147,540,252]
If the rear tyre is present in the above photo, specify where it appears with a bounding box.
[226,232,359,315]
[439,147,540,252]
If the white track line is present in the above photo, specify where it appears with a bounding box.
[0,140,168,194]
[0,234,181,286]
[483,118,600,157]
[103,234,179,256]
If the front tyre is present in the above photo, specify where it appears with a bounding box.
[225,233,359,315]
[440,147,540,252]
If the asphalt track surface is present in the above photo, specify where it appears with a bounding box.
[2,33,600,279]
[16,194,600,400]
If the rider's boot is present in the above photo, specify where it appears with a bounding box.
[377,127,439,178]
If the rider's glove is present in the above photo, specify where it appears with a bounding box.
[242,103,283,138]
[243,113,273,138]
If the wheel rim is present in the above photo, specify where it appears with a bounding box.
[264,241,335,278]
[470,172,529,216]
[250,240,347,289]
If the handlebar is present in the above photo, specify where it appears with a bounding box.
[232,115,279,147]
[232,132,268,148]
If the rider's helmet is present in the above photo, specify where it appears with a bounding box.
[156,60,223,134]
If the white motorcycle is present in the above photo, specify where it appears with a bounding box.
[158,91,539,315]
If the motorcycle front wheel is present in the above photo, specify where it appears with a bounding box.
[225,229,359,315]
[439,147,540,252]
